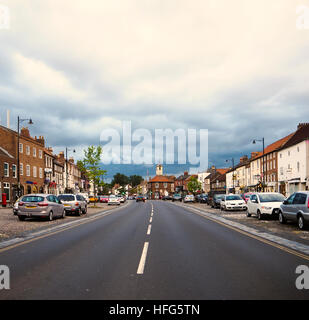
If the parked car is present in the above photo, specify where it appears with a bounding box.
[162,195,172,200]
[184,195,195,203]
[279,192,309,230]
[117,195,126,203]
[78,193,90,204]
[246,192,286,220]
[199,194,208,203]
[108,195,121,205]
[136,195,146,202]
[58,194,87,216]
[17,194,65,221]
[13,197,22,215]
[99,195,109,203]
[210,194,225,208]
[172,193,183,202]
[241,192,254,203]
[89,195,99,203]
[220,194,247,211]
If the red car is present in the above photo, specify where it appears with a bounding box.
[242,192,253,203]
[99,195,109,203]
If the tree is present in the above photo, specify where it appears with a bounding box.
[129,175,144,187]
[187,176,202,195]
[111,173,130,187]
[80,146,106,199]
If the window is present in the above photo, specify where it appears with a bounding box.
[19,143,23,153]
[33,147,36,157]
[26,145,30,155]
[297,147,300,152]
[12,164,16,178]
[273,160,276,169]
[155,183,159,189]
[4,163,9,177]
[286,193,296,205]
[39,168,43,179]
[33,166,37,178]
[39,150,43,159]
[20,163,23,176]
[26,165,30,177]
[297,162,300,172]
[293,193,307,205]
[163,183,168,188]
[288,151,290,156]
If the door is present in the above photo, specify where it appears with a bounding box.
[292,193,307,222]
[281,193,296,220]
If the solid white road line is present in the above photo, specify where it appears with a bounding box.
[147,224,152,235]
[137,242,149,274]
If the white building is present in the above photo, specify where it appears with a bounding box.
[197,171,211,192]
[277,123,309,196]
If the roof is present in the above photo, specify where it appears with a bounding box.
[216,168,229,175]
[149,175,174,183]
[279,123,309,149]
[260,132,295,156]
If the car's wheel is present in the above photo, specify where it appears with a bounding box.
[62,210,66,219]
[18,216,26,221]
[83,206,87,214]
[48,211,53,221]
[278,211,286,224]
[257,210,263,220]
[76,207,82,216]
[298,215,306,230]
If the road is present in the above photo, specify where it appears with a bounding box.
[0,200,309,300]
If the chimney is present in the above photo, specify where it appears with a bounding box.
[20,127,30,138]
[298,123,309,130]
[251,152,259,159]
[240,155,248,163]
[184,171,189,176]
[6,110,10,129]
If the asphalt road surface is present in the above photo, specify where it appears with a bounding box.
[0,200,309,300]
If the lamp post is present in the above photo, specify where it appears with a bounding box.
[253,137,265,192]
[226,158,235,193]
[17,116,33,198]
[65,147,76,193]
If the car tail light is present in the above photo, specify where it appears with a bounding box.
[75,202,79,206]
[18,202,24,206]
[38,202,48,207]
[308,198,309,209]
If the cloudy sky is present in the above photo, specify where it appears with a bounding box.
[0,0,309,179]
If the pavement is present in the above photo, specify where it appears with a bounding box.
[0,200,309,300]
[0,202,127,241]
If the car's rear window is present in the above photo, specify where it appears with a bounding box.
[259,194,285,203]
[58,195,75,201]
[21,196,44,203]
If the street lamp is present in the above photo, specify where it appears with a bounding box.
[253,138,265,192]
[226,158,235,193]
[65,147,76,193]
[17,116,33,197]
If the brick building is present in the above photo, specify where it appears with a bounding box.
[0,125,45,196]
[148,175,175,199]
[0,146,17,204]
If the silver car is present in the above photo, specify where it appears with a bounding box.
[17,194,65,221]
[58,194,87,216]
[279,191,309,230]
